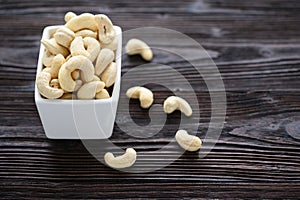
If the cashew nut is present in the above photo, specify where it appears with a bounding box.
[58,56,94,92]
[36,72,64,99]
[65,13,97,32]
[43,54,65,78]
[83,37,100,62]
[60,92,76,99]
[75,29,97,39]
[42,50,54,67]
[74,79,83,91]
[71,69,80,80]
[96,89,110,99]
[101,36,118,51]
[95,14,115,44]
[54,27,75,48]
[95,48,114,76]
[163,96,192,117]
[70,36,90,58]
[64,11,77,22]
[64,55,94,82]
[58,65,75,92]
[49,79,60,89]
[126,86,153,109]
[65,54,72,61]
[175,130,202,152]
[100,62,117,87]
[104,148,136,169]
[125,39,153,61]
[41,38,69,57]
[93,75,100,81]
[77,81,105,99]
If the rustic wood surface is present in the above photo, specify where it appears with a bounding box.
[1,0,300,199]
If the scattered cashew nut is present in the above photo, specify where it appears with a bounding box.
[126,86,153,109]
[100,62,117,87]
[163,96,192,117]
[77,81,105,99]
[95,48,114,76]
[36,72,64,99]
[65,13,98,32]
[175,130,202,152]
[104,148,137,169]
[125,39,153,61]
[95,14,116,44]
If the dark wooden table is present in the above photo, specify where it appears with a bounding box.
[1,0,300,199]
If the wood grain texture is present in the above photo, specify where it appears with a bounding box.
[1,0,300,199]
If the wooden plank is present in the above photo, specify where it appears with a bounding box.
[0,0,300,198]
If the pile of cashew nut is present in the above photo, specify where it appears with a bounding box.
[36,12,118,100]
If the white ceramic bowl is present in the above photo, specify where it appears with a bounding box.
[35,25,122,139]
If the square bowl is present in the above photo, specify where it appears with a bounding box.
[35,25,122,139]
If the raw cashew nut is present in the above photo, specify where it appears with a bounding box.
[95,48,114,76]
[64,55,94,82]
[95,14,116,44]
[96,89,110,99]
[65,13,97,32]
[175,130,202,151]
[71,69,80,80]
[93,75,100,81]
[49,79,60,88]
[74,80,83,91]
[54,27,75,48]
[42,50,54,67]
[41,38,69,57]
[126,86,153,109]
[58,56,94,92]
[58,65,75,92]
[60,93,76,99]
[65,54,72,61]
[83,37,100,62]
[70,36,90,58]
[75,29,97,39]
[101,36,118,51]
[77,81,105,99]
[36,72,64,99]
[163,96,192,117]
[125,39,153,61]
[100,62,117,87]
[64,11,77,22]
[104,148,136,169]
[43,54,65,78]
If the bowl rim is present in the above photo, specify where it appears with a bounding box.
[34,25,122,105]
